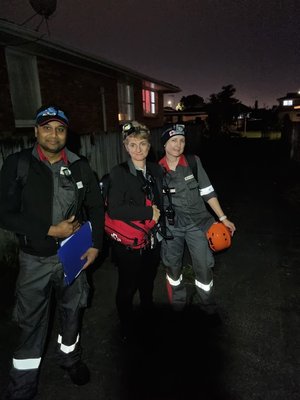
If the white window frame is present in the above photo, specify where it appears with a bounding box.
[142,89,157,116]
[118,82,134,122]
[5,48,41,128]
[283,99,293,106]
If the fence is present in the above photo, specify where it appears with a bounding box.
[0,131,123,178]
[78,127,170,178]
[0,124,206,178]
[0,128,164,179]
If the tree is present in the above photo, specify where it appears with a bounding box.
[206,84,242,138]
[179,94,204,110]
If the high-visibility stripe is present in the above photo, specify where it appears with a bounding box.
[195,279,213,292]
[163,188,176,194]
[166,274,183,287]
[200,185,214,196]
[13,357,41,370]
[57,334,79,354]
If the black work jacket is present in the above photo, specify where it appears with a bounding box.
[0,148,104,256]
[107,160,163,223]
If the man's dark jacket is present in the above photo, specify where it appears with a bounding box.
[0,148,104,256]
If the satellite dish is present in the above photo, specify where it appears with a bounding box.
[29,0,57,19]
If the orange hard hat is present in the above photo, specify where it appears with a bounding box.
[206,222,232,252]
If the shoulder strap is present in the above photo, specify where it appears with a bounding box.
[6,148,32,212]
[99,173,110,204]
[185,154,198,181]
[16,148,33,187]
[77,156,90,183]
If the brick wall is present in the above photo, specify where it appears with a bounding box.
[1,49,169,137]
[38,57,120,133]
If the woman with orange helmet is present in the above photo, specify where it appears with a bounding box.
[159,124,236,315]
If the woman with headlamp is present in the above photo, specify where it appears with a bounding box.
[107,121,163,341]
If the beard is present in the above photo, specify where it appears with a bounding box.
[39,141,65,154]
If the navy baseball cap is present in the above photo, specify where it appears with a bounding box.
[35,106,69,127]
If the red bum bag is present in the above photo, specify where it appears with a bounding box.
[104,213,157,249]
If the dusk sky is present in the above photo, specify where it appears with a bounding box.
[1,0,300,108]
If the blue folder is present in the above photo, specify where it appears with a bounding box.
[58,221,92,285]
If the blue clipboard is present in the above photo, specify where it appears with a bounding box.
[58,221,92,285]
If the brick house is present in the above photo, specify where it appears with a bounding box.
[0,20,180,136]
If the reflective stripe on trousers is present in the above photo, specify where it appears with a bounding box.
[195,279,213,292]
[6,252,89,399]
[13,357,41,370]
[166,273,183,286]
[58,334,80,354]
[162,224,215,307]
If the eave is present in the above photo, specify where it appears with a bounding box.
[0,19,181,94]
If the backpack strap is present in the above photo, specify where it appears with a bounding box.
[6,148,32,212]
[185,154,198,181]
[16,148,33,187]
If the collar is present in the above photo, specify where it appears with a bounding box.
[127,158,148,176]
[36,144,68,164]
[159,154,188,172]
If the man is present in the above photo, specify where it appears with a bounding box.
[0,105,104,400]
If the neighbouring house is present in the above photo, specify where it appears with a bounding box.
[277,92,300,123]
[163,107,208,125]
[0,19,180,136]
[277,92,300,161]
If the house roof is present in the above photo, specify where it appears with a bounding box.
[0,19,181,94]
[277,92,300,101]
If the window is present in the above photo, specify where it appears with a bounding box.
[283,99,293,106]
[5,48,41,127]
[118,82,134,122]
[142,89,157,116]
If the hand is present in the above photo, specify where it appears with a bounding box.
[48,216,81,239]
[222,218,236,236]
[81,247,99,269]
[152,205,161,223]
